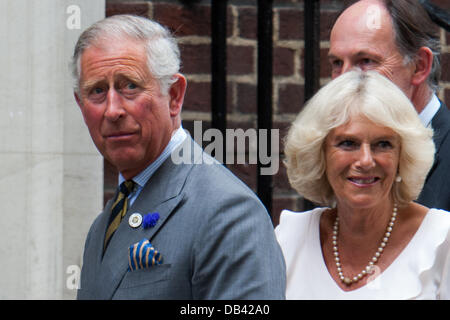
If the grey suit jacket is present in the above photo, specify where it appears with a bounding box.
[77,136,286,299]
[417,102,450,211]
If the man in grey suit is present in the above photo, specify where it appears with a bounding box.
[73,15,285,299]
[328,0,450,211]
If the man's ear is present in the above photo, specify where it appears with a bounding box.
[411,46,433,87]
[168,73,187,118]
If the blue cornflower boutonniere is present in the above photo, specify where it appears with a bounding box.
[143,212,160,229]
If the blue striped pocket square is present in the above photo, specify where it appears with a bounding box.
[128,239,163,271]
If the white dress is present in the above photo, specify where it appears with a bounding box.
[275,207,450,299]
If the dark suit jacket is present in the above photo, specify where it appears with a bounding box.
[417,102,450,211]
[77,136,286,299]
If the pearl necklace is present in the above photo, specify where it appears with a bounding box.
[332,203,398,286]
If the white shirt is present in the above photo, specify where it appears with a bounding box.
[275,207,450,299]
[419,94,440,128]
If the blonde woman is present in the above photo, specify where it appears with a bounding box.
[276,70,450,299]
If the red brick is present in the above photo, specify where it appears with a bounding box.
[226,82,235,114]
[277,8,303,40]
[320,10,341,40]
[277,5,346,42]
[106,2,149,17]
[153,3,211,36]
[236,83,257,113]
[183,82,232,118]
[179,43,211,74]
[227,45,255,74]
[238,7,257,40]
[183,81,211,112]
[278,83,304,114]
[273,47,296,76]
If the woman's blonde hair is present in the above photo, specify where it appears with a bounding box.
[284,70,435,207]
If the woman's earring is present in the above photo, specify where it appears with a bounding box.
[395,175,402,183]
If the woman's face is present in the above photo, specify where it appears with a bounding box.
[324,115,401,209]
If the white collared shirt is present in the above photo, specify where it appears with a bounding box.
[419,94,440,128]
[118,126,187,206]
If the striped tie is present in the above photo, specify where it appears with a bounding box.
[103,180,135,252]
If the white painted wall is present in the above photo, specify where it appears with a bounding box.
[0,0,105,299]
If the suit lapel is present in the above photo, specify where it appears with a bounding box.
[95,136,198,299]
[431,103,450,152]
[427,103,450,181]
[96,194,184,299]
[78,197,115,299]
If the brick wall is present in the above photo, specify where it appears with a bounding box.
[104,0,450,225]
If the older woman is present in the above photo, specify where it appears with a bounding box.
[276,70,450,299]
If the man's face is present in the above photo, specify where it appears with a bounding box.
[75,38,182,179]
[328,0,415,99]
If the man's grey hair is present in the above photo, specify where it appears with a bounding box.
[382,0,441,92]
[71,15,181,95]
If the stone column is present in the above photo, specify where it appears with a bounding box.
[0,0,104,299]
